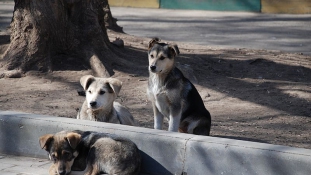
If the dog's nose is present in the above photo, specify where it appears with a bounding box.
[90,101,97,107]
[58,170,66,175]
[150,65,156,71]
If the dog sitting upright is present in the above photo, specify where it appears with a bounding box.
[147,38,212,135]
[39,130,141,175]
[77,75,135,126]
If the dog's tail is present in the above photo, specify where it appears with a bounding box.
[193,117,211,136]
[181,116,211,136]
[114,102,136,126]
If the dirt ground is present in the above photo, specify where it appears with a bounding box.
[0,29,310,149]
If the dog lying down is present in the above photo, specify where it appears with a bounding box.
[39,130,141,175]
[77,75,135,126]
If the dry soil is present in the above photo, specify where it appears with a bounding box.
[0,30,310,149]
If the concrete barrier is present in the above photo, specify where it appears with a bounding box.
[0,111,311,175]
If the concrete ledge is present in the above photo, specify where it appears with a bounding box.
[1,111,311,175]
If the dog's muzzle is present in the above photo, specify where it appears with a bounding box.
[90,101,97,108]
[150,65,156,71]
[58,169,68,175]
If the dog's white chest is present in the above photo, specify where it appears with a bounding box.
[148,77,170,116]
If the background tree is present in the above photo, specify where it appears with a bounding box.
[1,0,124,77]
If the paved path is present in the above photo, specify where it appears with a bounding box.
[1,2,310,54]
[0,1,13,35]
[0,154,50,175]
[111,7,311,55]
[0,155,113,175]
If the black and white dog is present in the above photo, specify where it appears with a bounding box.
[147,38,211,135]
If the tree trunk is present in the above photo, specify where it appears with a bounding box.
[1,0,123,77]
[102,0,123,32]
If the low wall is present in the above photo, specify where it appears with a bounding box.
[1,111,311,175]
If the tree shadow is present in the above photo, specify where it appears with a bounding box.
[46,41,311,120]
[108,44,311,118]
[102,44,310,148]
[187,51,310,118]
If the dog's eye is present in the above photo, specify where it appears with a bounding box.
[88,90,92,94]
[150,54,154,58]
[51,154,57,162]
[64,152,72,158]
[99,90,105,95]
[159,56,165,60]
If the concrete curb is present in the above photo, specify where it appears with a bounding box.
[1,111,311,175]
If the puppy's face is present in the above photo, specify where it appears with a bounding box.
[148,38,180,74]
[80,76,122,110]
[39,131,81,175]
[85,81,115,110]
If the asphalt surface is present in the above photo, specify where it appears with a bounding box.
[110,7,311,55]
[0,2,13,35]
[0,154,50,175]
[1,2,310,54]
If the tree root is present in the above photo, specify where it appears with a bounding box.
[0,69,22,79]
[88,53,113,78]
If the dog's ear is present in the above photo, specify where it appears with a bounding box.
[106,78,122,96]
[168,44,180,57]
[148,38,160,50]
[80,75,95,91]
[65,132,81,150]
[39,134,54,151]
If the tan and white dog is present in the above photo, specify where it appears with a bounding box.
[77,75,135,126]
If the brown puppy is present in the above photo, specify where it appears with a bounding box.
[39,130,141,175]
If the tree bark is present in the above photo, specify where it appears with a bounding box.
[101,0,123,32]
[1,0,122,77]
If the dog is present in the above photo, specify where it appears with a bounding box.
[147,38,211,136]
[77,75,135,126]
[39,130,141,175]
